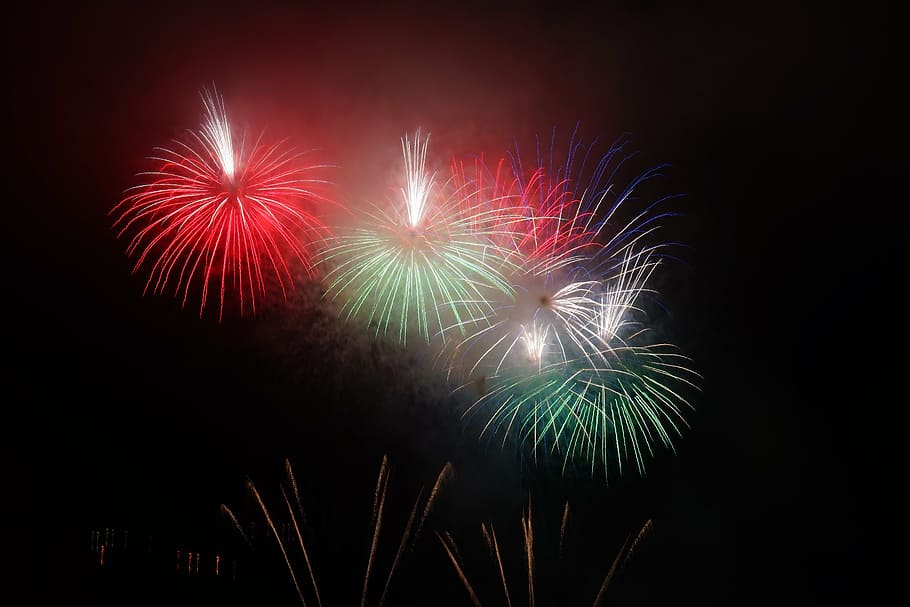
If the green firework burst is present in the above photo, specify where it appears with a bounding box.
[319,131,517,346]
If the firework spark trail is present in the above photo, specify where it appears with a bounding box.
[591,519,653,607]
[442,502,650,607]
[286,457,308,527]
[112,85,337,319]
[362,457,390,607]
[376,458,454,606]
[377,488,422,607]
[591,533,633,607]
[480,523,512,607]
[437,531,484,607]
[220,504,253,549]
[280,477,322,607]
[371,455,390,527]
[620,519,653,569]
[559,502,570,559]
[228,456,452,606]
[413,461,454,544]
[521,502,535,607]
[247,478,308,607]
[319,131,518,346]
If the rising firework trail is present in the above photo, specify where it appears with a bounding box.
[439,499,654,606]
[111,85,337,320]
[224,456,453,606]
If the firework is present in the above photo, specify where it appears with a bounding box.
[224,455,453,607]
[443,130,666,378]
[444,128,699,480]
[438,498,654,606]
[463,339,700,478]
[319,130,517,346]
[111,86,336,319]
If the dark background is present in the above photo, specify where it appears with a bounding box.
[10,1,900,605]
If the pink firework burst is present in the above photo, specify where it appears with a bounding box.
[111,86,336,320]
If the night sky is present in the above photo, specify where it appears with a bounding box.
[11,1,900,605]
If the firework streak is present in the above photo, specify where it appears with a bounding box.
[111,86,337,319]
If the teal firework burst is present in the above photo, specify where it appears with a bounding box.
[465,341,700,479]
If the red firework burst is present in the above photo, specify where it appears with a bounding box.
[450,155,604,273]
[111,87,336,320]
